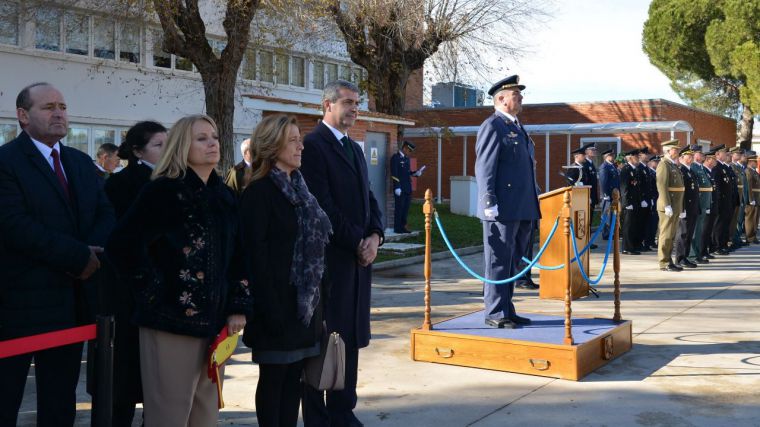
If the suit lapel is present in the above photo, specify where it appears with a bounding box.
[19,134,76,220]
[318,123,359,176]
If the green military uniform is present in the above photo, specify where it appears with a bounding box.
[745,156,760,243]
[689,155,713,260]
[656,140,685,269]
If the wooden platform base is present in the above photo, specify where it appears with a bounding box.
[410,311,632,381]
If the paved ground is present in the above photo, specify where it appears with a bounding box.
[15,242,760,426]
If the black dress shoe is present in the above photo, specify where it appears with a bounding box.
[694,257,709,264]
[705,253,716,259]
[679,260,697,268]
[509,314,532,325]
[622,250,641,255]
[661,263,683,271]
[717,249,730,255]
[485,318,516,329]
[639,246,651,252]
[515,280,539,290]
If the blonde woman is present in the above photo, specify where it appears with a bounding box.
[240,115,332,427]
[106,115,251,426]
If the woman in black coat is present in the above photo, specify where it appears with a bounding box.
[102,121,166,426]
[107,115,252,426]
[241,115,332,427]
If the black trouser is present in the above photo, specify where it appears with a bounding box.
[303,346,360,427]
[393,192,411,233]
[673,213,697,263]
[622,207,645,251]
[644,206,659,247]
[713,204,732,250]
[0,342,83,427]
[257,360,306,427]
[700,209,717,256]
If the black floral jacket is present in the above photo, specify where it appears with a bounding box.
[106,168,252,338]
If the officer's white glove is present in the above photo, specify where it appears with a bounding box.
[679,211,686,219]
[576,181,584,186]
[484,205,499,220]
[752,201,757,206]
[625,205,633,210]
[706,209,711,214]
[664,205,673,217]
[603,196,610,201]
[394,188,401,197]
[641,200,648,208]
[651,199,655,206]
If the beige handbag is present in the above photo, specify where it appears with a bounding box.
[303,326,345,391]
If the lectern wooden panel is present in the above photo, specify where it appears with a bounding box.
[538,186,590,300]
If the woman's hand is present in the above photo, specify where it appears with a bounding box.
[227,314,247,335]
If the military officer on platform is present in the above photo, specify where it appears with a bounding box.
[673,146,700,268]
[598,148,620,240]
[656,139,685,271]
[620,149,644,255]
[713,145,733,254]
[475,75,540,329]
[390,140,425,233]
[689,145,713,263]
[744,152,760,244]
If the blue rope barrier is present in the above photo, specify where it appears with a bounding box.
[433,212,561,285]
[521,210,610,270]
[569,211,616,285]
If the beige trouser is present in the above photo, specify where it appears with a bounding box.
[139,327,221,427]
[745,205,759,242]
[657,211,681,267]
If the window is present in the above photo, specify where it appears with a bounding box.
[94,129,115,147]
[275,53,289,85]
[0,123,18,144]
[259,51,274,83]
[93,18,115,59]
[209,38,226,57]
[175,55,193,71]
[0,1,19,46]
[312,61,324,89]
[152,30,170,68]
[35,7,61,51]
[291,56,305,87]
[64,11,89,56]
[325,63,338,85]
[340,65,352,82]
[119,22,140,63]
[242,48,256,80]
[66,128,89,154]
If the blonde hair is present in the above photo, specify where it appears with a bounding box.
[249,115,298,183]
[152,114,218,180]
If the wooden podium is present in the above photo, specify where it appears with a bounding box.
[538,186,590,301]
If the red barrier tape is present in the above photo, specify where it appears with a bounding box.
[0,324,97,359]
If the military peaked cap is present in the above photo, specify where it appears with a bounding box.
[487,75,525,96]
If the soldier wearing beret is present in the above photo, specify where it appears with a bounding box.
[672,146,700,268]
[598,149,620,240]
[744,153,760,244]
[390,140,424,233]
[620,149,644,255]
[656,139,685,271]
[689,145,713,263]
[712,145,733,254]
[475,75,539,329]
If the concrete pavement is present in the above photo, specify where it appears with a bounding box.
[15,243,760,426]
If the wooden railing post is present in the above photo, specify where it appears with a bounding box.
[422,189,434,330]
[612,188,622,322]
[563,190,574,345]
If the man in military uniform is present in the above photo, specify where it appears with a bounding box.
[565,147,586,185]
[744,153,760,244]
[582,143,599,248]
[620,149,643,255]
[475,75,540,329]
[712,145,734,255]
[700,150,720,258]
[390,140,424,233]
[633,148,652,251]
[598,149,620,240]
[673,146,700,268]
[689,145,713,263]
[729,147,748,247]
[643,153,660,250]
[656,140,685,271]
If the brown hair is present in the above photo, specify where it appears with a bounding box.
[248,115,298,184]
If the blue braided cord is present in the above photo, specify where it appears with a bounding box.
[569,212,616,285]
[433,212,561,285]
[522,210,610,270]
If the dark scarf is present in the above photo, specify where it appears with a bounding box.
[268,167,332,325]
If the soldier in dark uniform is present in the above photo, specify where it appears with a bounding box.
[672,146,700,268]
[729,147,748,247]
[582,143,599,248]
[390,140,424,233]
[598,149,620,240]
[635,148,653,251]
[700,150,720,258]
[689,145,713,263]
[620,149,643,254]
[712,145,733,255]
[565,147,586,185]
[643,154,660,249]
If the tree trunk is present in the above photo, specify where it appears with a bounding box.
[738,104,754,150]
[201,69,238,173]
[366,62,410,117]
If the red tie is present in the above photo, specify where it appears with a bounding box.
[50,149,70,200]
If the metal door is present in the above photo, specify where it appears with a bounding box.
[363,131,387,226]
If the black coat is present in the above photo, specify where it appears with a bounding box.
[680,164,701,218]
[104,162,153,219]
[300,122,384,348]
[0,132,115,339]
[240,177,323,352]
[620,163,642,208]
[106,168,252,338]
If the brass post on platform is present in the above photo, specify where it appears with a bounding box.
[612,189,622,322]
[563,190,574,345]
[422,189,434,330]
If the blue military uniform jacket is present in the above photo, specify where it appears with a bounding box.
[390,152,413,194]
[598,160,620,200]
[475,110,540,222]
[582,159,599,205]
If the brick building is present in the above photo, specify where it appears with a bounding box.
[404,99,737,200]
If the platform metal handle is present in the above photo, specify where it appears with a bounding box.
[435,347,454,358]
[530,358,550,371]
[603,335,614,360]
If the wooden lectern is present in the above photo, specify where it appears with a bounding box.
[538,186,590,300]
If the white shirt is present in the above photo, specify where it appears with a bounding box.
[31,138,68,180]
[139,159,156,170]
[503,112,519,126]
[322,120,348,145]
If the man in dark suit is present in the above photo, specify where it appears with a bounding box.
[224,137,251,196]
[712,145,733,254]
[390,140,424,233]
[598,149,620,240]
[300,80,384,427]
[475,75,540,329]
[0,83,114,426]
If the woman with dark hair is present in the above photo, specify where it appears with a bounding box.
[106,115,251,426]
[101,121,167,426]
[241,114,332,427]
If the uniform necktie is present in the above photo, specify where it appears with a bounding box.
[341,136,354,163]
[50,149,70,200]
